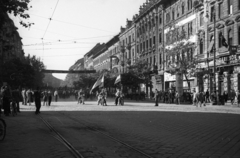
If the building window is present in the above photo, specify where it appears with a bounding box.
[239,0,240,10]
[219,3,223,19]
[210,6,214,22]
[132,33,134,41]
[172,9,175,20]
[166,12,170,23]
[159,54,162,65]
[153,36,156,45]
[190,48,193,61]
[188,0,192,10]
[182,2,185,15]
[228,0,233,15]
[199,39,204,54]
[188,22,193,36]
[228,29,233,46]
[238,27,240,45]
[159,33,162,43]
[181,25,185,35]
[200,12,204,26]
[150,38,152,47]
[218,32,223,48]
[159,15,162,24]
[146,40,148,49]
[129,36,131,44]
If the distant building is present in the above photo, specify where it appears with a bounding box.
[84,43,106,70]
[119,18,136,74]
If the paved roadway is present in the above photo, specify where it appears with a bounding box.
[0,99,240,158]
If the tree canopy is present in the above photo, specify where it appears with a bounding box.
[165,24,198,89]
[0,0,33,28]
[1,56,45,89]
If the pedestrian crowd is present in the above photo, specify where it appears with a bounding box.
[0,82,60,115]
[154,88,240,107]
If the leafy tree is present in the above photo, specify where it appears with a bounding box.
[0,0,33,28]
[1,56,45,89]
[128,58,152,93]
[165,24,197,93]
[25,55,45,87]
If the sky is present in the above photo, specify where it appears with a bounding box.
[10,0,146,80]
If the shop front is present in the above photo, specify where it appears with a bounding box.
[201,53,240,95]
[164,72,195,92]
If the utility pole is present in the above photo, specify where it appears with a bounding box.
[213,7,217,104]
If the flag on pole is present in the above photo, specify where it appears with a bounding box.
[114,74,121,85]
[221,34,228,48]
[208,37,214,52]
[90,74,104,93]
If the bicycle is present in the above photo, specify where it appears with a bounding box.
[0,118,6,141]
[0,98,6,141]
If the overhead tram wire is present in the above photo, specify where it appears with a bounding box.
[41,0,60,61]
[25,46,94,51]
[30,13,115,33]
[42,0,60,39]
[23,35,114,47]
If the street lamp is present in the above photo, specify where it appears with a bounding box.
[212,6,217,104]
[120,43,131,74]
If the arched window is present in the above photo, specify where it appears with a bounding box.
[219,32,223,48]
[228,29,233,46]
[200,39,204,54]
[182,2,185,14]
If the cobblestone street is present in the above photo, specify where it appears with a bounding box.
[0,101,240,158]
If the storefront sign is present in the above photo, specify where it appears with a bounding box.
[164,72,176,81]
[155,75,162,84]
[229,45,238,55]
[229,54,240,64]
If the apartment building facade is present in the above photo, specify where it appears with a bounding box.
[197,0,240,95]
[162,0,198,93]
[134,0,163,93]
[119,19,136,74]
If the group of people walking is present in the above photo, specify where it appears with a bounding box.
[0,82,60,115]
[153,88,240,107]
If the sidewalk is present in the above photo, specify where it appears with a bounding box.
[17,99,240,115]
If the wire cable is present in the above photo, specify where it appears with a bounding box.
[23,35,112,46]
[42,0,60,39]
[30,13,115,33]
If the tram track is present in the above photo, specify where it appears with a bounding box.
[40,112,155,158]
[58,112,155,158]
[39,115,85,158]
